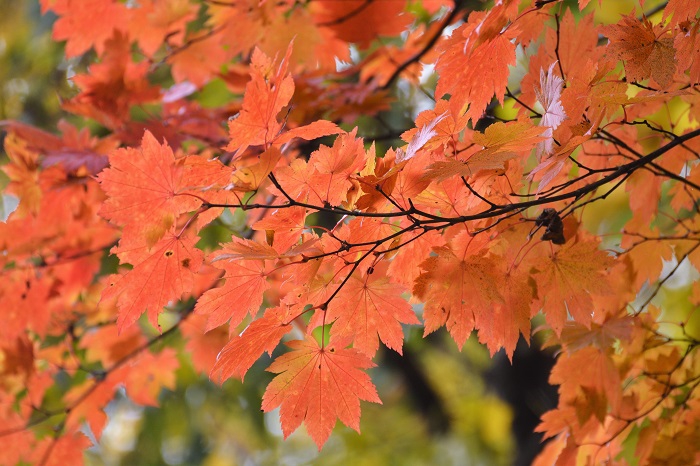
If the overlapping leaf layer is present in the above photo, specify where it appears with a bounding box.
[2,0,700,462]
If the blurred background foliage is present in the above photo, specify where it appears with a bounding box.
[91,332,526,466]
[0,1,66,126]
[0,1,566,465]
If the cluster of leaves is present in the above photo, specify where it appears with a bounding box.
[1,0,700,463]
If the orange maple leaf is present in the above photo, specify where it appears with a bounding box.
[98,131,201,246]
[1,132,42,217]
[44,0,129,57]
[603,15,677,89]
[124,348,179,406]
[261,337,381,449]
[127,0,197,56]
[230,147,282,193]
[477,267,534,361]
[423,119,546,181]
[325,263,420,357]
[674,20,700,86]
[663,0,700,26]
[533,237,614,335]
[550,346,622,421]
[252,206,308,254]
[65,33,159,127]
[102,232,204,332]
[63,369,126,438]
[311,0,410,47]
[212,306,292,382]
[436,10,517,121]
[307,129,368,206]
[194,240,271,331]
[80,325,145,367]
[472,119,547,153]
[181,314,230,375]
[387,227,444,288]
[414,231,504,349]
[226,44,341,156]
[29,432,92,466]
[168,31,230,87]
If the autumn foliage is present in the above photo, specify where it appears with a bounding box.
[2,0,700,463]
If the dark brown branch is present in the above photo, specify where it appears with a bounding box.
[380,1,467,90]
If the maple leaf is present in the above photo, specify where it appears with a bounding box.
[272,158,315,203]
[194,239,271,331]
[179,313,230,374]
[675,20,700,85]
[127,0,197,57]
[307,129,368,206]
[325,263,420,357]
[102,232,204,332]
[29,432,93,466]
[98,131,201,246]
[477,267,534,361]
[252,206,307,253]
[80,325,145,367]
[471,119,548,155]
[533,237,614,335]
[231,147,282,192]
[423,120,545,182]
[63,369,126,438]
[602,15,677,89]
[226,44,341,156]
[560,316,634,353]
[0,271,52,341]
[387,227,444,288]
[311,0,410,47]
[621,229,674,289]
[1,132,42,217]
[0,425,33,466]
[535,62,567,159]
[402,99,470,149]
[44,0,129,57]
[2,120,116,176]
[395,112,447,163]
[663,0,700,26]
[414,231,504,349]
[261,337,381,449]
[436,10,517,121]
[168,31,230,87]
[124,348,179,406]
[226,44,294,154]
[64,33,160,127]
[212,306,292,382]
[423,153,517,182]
[550,346,622,420]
